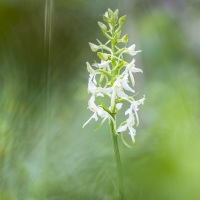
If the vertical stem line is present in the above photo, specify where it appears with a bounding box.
[110,20,125,200]
[110,117,125,200]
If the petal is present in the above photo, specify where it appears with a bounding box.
[117,90,128,99]
[93,112,98,121]
[101,87,113,94]
[130,50,141,56]
[117,124,128,133]
[96,93,104,97]
[130,67,143,73]
[93,74,97,85]
[128,126,136,142]
[88,79,96,93]
[97,108,107,118]
[116,103,123,110]
[125,107,131,115]
[121,80,135,93]
[135,96,146,106]
[98,60,111,68]
[129,70,135,87]
[88,96,96,109]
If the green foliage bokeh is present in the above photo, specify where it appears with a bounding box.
[0,0,200,199]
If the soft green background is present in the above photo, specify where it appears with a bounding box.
[0,0,200,199]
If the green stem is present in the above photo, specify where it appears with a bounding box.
[110,118,125,200]
[109,21,125,200]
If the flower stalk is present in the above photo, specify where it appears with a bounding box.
[83,8,145,200]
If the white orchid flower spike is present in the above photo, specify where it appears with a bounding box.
[83,8,145,146]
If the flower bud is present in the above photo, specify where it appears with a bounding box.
[104,11,109,18]
[103,11,112,23]
[114,9,119,22]
[86,62,95,74]
[98,21,107,32]
[108,8,114,17]
[89,42,99,52]
[121,34,128,43]
[118,15,126,25]
[97,52,109,61]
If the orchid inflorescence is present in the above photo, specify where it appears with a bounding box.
[83,8,145,145]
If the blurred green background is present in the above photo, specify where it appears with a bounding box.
[0,0,200,199]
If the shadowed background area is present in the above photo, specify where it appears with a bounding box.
[0,0,200,199]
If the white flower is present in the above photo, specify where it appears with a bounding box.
[109,76,135,109]
[126,96,145,126]
[116,96,145,141]
[89,42,99,52]
[124,44,141,56]
[88,79,112,97]
[120,74,135,93]
[123,59,143,87]
[117,112,136,142]
[83,96,109,128]
[93,60,111,72]
[86,62,101,85]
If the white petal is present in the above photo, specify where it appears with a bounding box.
[135,96,145,106]
[88,79,96,93]
[130,50,141,56]
[130,67,143,73]
[128,126,136,142]
[98,60,111,68]
[126,59,135,70]
[96,93,104,97]
[117,90,128,99]
[113,78,121,88]
[93,74,97,85]
[97,108,107,118]
[129,70,135,87]
[128,44,135,50]
[88,96,96,109]
[125,107,131,115]
[121,80,135,93]
[117,124,128,133]
[101,87,113,94]
[116,103,123,110]
[93,112,98,121]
